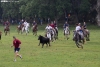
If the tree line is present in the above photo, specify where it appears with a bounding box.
[0,0,98,25]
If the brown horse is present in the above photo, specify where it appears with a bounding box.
[17,25,22,34]
[4,26,10,36]
[32,24,38,36]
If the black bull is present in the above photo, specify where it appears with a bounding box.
[38,35,50,48]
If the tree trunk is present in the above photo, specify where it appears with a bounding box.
[97,0,100,26]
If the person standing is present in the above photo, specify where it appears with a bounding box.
[11,36,22,62]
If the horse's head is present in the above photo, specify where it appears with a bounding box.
[38,35,42,40]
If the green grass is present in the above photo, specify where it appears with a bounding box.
[0,24,100,67]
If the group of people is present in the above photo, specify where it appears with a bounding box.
[0,19,88,62]
[63,21,87,40]
[45,20,58,41]
[74,22,87,40]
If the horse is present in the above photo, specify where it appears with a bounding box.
[24,23,30,35]
[54,27,58,39]
[73,31,85,49]
[17,25,23,34]
[21,23,30,35]
[50,28,57,42]
[45,29,51,41]
[64,26,70,40]
[82,28,90,41]
[32,24,38,36]
[4,26,10,36]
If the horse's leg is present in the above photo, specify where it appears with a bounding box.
[4,29,5,33]
[5,31,7,36]
[75,40,80,48]
[33,30,34,35]
[88,33,90,41]
[46,43,48,47]
[51,35,53,42]
[52,34,54,41]
[38,42,40,46]
[67,34,69,40]
[57,32,58,39]
[76,34,81,48]
[21,28,24,34]
[48,42,50,46]
[36,31,37,36]
[17,29,19,34]
[42,43,44,48]
[87,32,90,41]
[33,32,34,35]
[9,30,10,35]
[25,29,27,35]
[35,31,37,36]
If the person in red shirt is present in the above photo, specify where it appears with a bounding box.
[11,36,22,61]
[0,31,2,40]
[49,22,55,28]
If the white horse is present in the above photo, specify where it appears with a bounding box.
[45,27,57,42]
[22,23,30,35]
[64,26,70,40]
[45,29,51,41]
[49,28,56,41]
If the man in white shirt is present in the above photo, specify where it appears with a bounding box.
[75,23,84,39]
[23,20,28,27]
[25,23,30,33]
[45,24,52,31]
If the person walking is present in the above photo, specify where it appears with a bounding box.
[11,36,22,62]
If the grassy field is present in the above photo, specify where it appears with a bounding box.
[0,24,100,67]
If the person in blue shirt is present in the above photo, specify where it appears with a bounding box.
[63,22,69,35]
[32,20,36,26]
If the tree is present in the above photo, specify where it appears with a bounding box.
[96,0,100,26]
[1,1,20,20]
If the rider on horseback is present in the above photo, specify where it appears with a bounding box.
[23,20,28,30]
[63,22,70,35]
[54,20,58,32]
[82,22,88,31]
[32,20,36,26]
[4,20,10,30]
[18,20,23,29]
[74,23,84,40]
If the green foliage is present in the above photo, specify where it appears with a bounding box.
[79,0,90,13]
[1,0,98,23]
[1,2,20,19]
